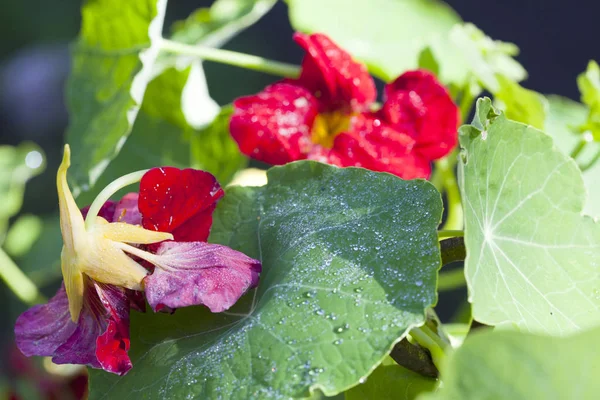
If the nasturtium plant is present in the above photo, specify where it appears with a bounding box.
[88,162,443,398]
[459,99,600,335]
[6,0,600,398]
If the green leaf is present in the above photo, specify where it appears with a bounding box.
[66,0,167,194]
[345,357,436,400]
[544,96,600,218]
[493,75,547,130]
[286,0,461,81]
[0,143,45,240]
[421,327,600,400]
[418,47,440,77]
[447,23,526,92]
[576,60,600,140]
[171,0,277,47]
[88,162,443,399]
[3,214,43,258]
[459,98,600,336]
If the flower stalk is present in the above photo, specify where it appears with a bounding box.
[0,248,45,306]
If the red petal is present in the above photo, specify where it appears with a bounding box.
[139,167,224,241]
[144,241,261,313]
[294,33,376,113]
[382,70,459,160]
[319,113,431,179]
[94,283,132,375]
[230,82,319,165]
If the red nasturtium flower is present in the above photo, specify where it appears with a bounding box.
[230,33,460,179]
[14,145,261,375]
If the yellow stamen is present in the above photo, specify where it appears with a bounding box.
[57,145,173,322]
[311,112,352,148]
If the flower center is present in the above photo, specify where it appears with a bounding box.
[311,112,352,148]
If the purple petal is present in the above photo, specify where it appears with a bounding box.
[144,242,262,313]
[15,285,77,358]
[113,192,142,225]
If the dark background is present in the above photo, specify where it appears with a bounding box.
[0,0,598,365]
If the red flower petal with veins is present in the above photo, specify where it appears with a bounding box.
[382,70,460,160]
[144,241,261,313]
[294,33,376,112]
[231,83,319,165]
[139,167,224,242]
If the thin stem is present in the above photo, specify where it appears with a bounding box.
[0,248,45,305]
[84,170,148,229]
[159,39,301,78]
[437,230,464,240]
[459,85,476,123]
[570,139,588,160]
[409,324,447,371]
[437,156,464,231]
[580,149,600,172]
[438,268,467,291]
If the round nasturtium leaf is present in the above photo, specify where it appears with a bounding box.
[421,326,600,400]
[88,161,443,399]
[459,98,600,336]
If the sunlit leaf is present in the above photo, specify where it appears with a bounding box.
[576,60,600,141]
[89,161,442,399]
[66,0,167,194]
[494,75,547,130]
[422,327,600,399]
[459,98,600,336]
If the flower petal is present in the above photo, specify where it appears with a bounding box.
[139,167,224,242]
[15,283,134,375]
[15,285,77,359]
[231,82,319,165]
[144,241,261,313]
[294,32,376,113]
[93,283,132,375]
[318,113,432,179]
[113,193,142,225]
[81,200,117,222]
[382,70,459,160]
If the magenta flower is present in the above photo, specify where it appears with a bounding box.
[15,146,261,375]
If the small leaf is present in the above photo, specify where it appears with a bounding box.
[544,96,600,218]
[88,162,443,399]
[345,357,436,400]
[171,0,277,48]
[447,23,526,92]
[576,60,600,141]
[494,75,547,130]
[459,98,600,336]
[287,0,461,81]
[422,327,600,399]
[418,47,440,76]
[0,143,45,241]
[66,0,167,194]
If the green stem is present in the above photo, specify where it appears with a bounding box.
[0,248,45,305]
[438,268,467,291]
[159,39,301,78]
[570,136,591,160]
[580,149,600,172]
[84,170,148,229]
[459,86,476,123]
[437,156,464,231]
[409,324,447,371]
[437,230,464,240]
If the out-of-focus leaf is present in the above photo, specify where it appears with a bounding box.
[3,214,43,257]
[576,60,600,140]
[421,327,600,400]
[418,47,440,77]
[0,143,45,241]
[544,95,600,218]
[287,0,461,81]
[447,23,526,92]
[494,75,547,130]
[171,0,277,48]
[66,0,167,195]
[345,356,437,400]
